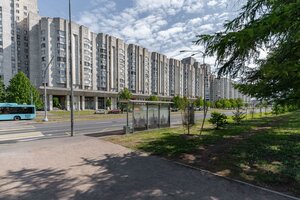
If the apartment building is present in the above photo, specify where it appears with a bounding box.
[169,58,183,97]
[0,0,38,85]
[127,44,151,95]
[1,0,251,110]
[151,52,169,96]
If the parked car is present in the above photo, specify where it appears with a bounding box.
[94,109,107,114]
[171,107,179,112]
[108,109,122,114]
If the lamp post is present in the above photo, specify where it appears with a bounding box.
[43,56,54,122]
[69,0,74,136]
[179,50,208,135]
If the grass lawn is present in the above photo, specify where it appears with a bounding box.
[105,111,300,196]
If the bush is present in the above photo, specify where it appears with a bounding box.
[232,109,246,124]
[208,112,228,129]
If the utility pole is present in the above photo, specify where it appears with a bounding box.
[69,0,74,136]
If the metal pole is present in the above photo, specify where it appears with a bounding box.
[43,56,54,122]
[200,56,207,135]
[69,0,74,137]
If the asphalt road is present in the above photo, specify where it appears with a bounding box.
[33,111,234,136]
[0,110,241,143]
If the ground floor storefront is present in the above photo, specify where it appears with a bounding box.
[40,87,173,111]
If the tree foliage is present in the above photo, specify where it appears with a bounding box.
[0,79,5,102]
[196,0,300,105]
[149,95,158,101]
[208,112,228,129]
[194,96,204,107]
[106,98,112,108]
[172,95,189,110]
[6,72,43,109]
[232,109,246,124]
[215,98,244,109]
[118,88,132,100]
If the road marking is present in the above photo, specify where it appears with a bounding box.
[0,126,35,132]
[0,132,44,142]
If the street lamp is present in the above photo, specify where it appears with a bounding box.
[43,56,54,122]
[69,0,74,136]
[179,49,209,135]
[179,50,206,64]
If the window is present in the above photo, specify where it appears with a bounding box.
[23,6,27,10]
[57,57,66,62]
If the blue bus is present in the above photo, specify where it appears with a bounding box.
[0,103,36,121]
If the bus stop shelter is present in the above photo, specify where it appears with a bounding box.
[120,100,173,133]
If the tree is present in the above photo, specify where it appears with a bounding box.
[208,112,228,130]
[196,1,300,106]
[53,97,61,109]
[236,98,244,109]
[232,109,246,124]
[118,88,132,100]
[6,72,43,109]
[106,98,112,109]
[215,100,222,109]
[172,95,182,109]
[194,96,204,108]
[181,96,189,110]
[0,79,5,102]
[149,95,158,101]
[223,99,231,109]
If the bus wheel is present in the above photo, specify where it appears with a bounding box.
[14,116,21,121]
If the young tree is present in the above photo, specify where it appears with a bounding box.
[196,1,300,106]
[172,95,182,110]
[6,72,43,109]
[106,98,112,109]
[208,112,228,130]
[236,98,244,109]
[0,79,5,102]
[194,96,204,108]
[224,99,232,109]
[118,88,132,100]
[53,97,61,109]
[149,95,158,101]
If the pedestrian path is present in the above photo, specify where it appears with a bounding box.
[0,121,44,142]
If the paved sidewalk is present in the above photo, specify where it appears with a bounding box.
[0,136,298,200]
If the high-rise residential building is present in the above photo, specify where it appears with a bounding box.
[182,63,195,98]
[127,44,151,94]
[0,1,250,110]
[169,58,183,97]
[151,52,169,96]
[0,0,38,84]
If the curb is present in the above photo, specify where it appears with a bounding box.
[171,160,300,200]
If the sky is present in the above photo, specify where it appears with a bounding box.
[38,0,245,66]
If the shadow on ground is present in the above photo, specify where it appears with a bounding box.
[0,151,292,200]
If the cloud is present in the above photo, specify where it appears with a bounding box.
[76,0,243,66]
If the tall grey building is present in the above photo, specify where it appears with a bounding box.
[127,44,151,94]
[169,58,183,97]
[0,0,251,110]
[0,0,38,84]
[151,52,169,96]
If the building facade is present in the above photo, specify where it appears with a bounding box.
[1,1,251,110]
[0,0,38,84]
